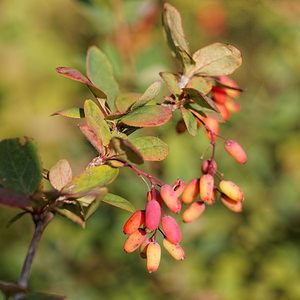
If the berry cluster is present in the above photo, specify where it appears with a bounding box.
[123,183,185,273]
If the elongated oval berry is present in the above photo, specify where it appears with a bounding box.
[201,159,217,174]
[181,178,200,204]
[199,174,214,202]
[160,184,181,214]
[139,237,151,259]
[161,216,181,244]
[176,119,187,134]
[182,201,205,223]
[163,238,185,260]
[124,228,146,253]
[221,194,242,212]
[216,103,230,121]
[145,200,161,232]
[219,76,240,98]
[212,86,227,104]
[204,118,219,141]
[225,140,247,164]
[172,179,186,197]
[219,180,244,202]
[146,242,161,273]
[225,97,241,112]
[123,210,145,235]
[203,186,217,205]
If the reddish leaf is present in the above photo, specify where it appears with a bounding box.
[159,72,181,96]
[115,93,140,113]
[49,159,72,191]
[56,67,107,99]
[0,187,32,208]
[121,105,172,127]
[78,124,104,153]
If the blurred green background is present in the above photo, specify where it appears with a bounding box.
[0,0,300,299]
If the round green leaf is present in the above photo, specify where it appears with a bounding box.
[121,105,172,127]
[129,136,169,161]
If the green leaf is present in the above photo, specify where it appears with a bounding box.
[55,203,85,227]
[131,81,162,110]
[105,112,126,121]
[78,124,104,153]
[102,193,135,212]
[0,138,42,195]
[192,43,242,76]
[49,159,72,191]
[50,107,85,119]
[183,88,219,112]
[84,100,111,146]
[121,105,172,127]
[22,292,66,300]
[115,93,140,113]
[63,165,119,194]
[159,72,181,96]
[187,76,212,95]
[109,137,144,165]
[6,211,28,227]
[86,46,119,111]
[0,187,32,208]
[129,136,169,161]
[56,67,107,99]
[162,3,190,57]
[175,46,196,75]
[180,107,198,137]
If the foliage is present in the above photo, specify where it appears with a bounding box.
[0,0,299,299]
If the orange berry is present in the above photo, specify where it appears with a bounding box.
[219,76,240,98]
[139,237,151,259]
[216,103,230,121]
[225,140,247,164]
[172,179,186,197]
[225,97,241,113]
[145,200,161,232]
[203,185,217,205]
[221,194,242,212]
[201,159,217,174]
[161,216,181,244]
[123,210,145,235]
[160,184,181,214]
[204,118,219,141]
[199,174,214,202]
[163,238,185,260]
[146,242,161,273]
[182,201,205,223]
[212,86,227,104]
[124,228,147,253]
[181,178,200,204]
[219,180,244,202]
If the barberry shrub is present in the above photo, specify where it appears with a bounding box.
[0,3,247,299]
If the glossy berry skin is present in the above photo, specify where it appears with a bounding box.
[199,174,214,202]
[163,238,185,260]
[204,118,219,141]
[182,201,205,223]
[221,194,242,212]
[123,210,145,235]
[160,184,181,214]
[172,179,186,197]
[146,242,161,273]
[161,216,181,244]
[212,86,227,104]
[181,178,200,204]
[219,75,240,98]
[145,200,161,232]
[225,140,247,164]
[124,228,147,253]
[219,180,244,202]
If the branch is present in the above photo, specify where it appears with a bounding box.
[13,211,54,300]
